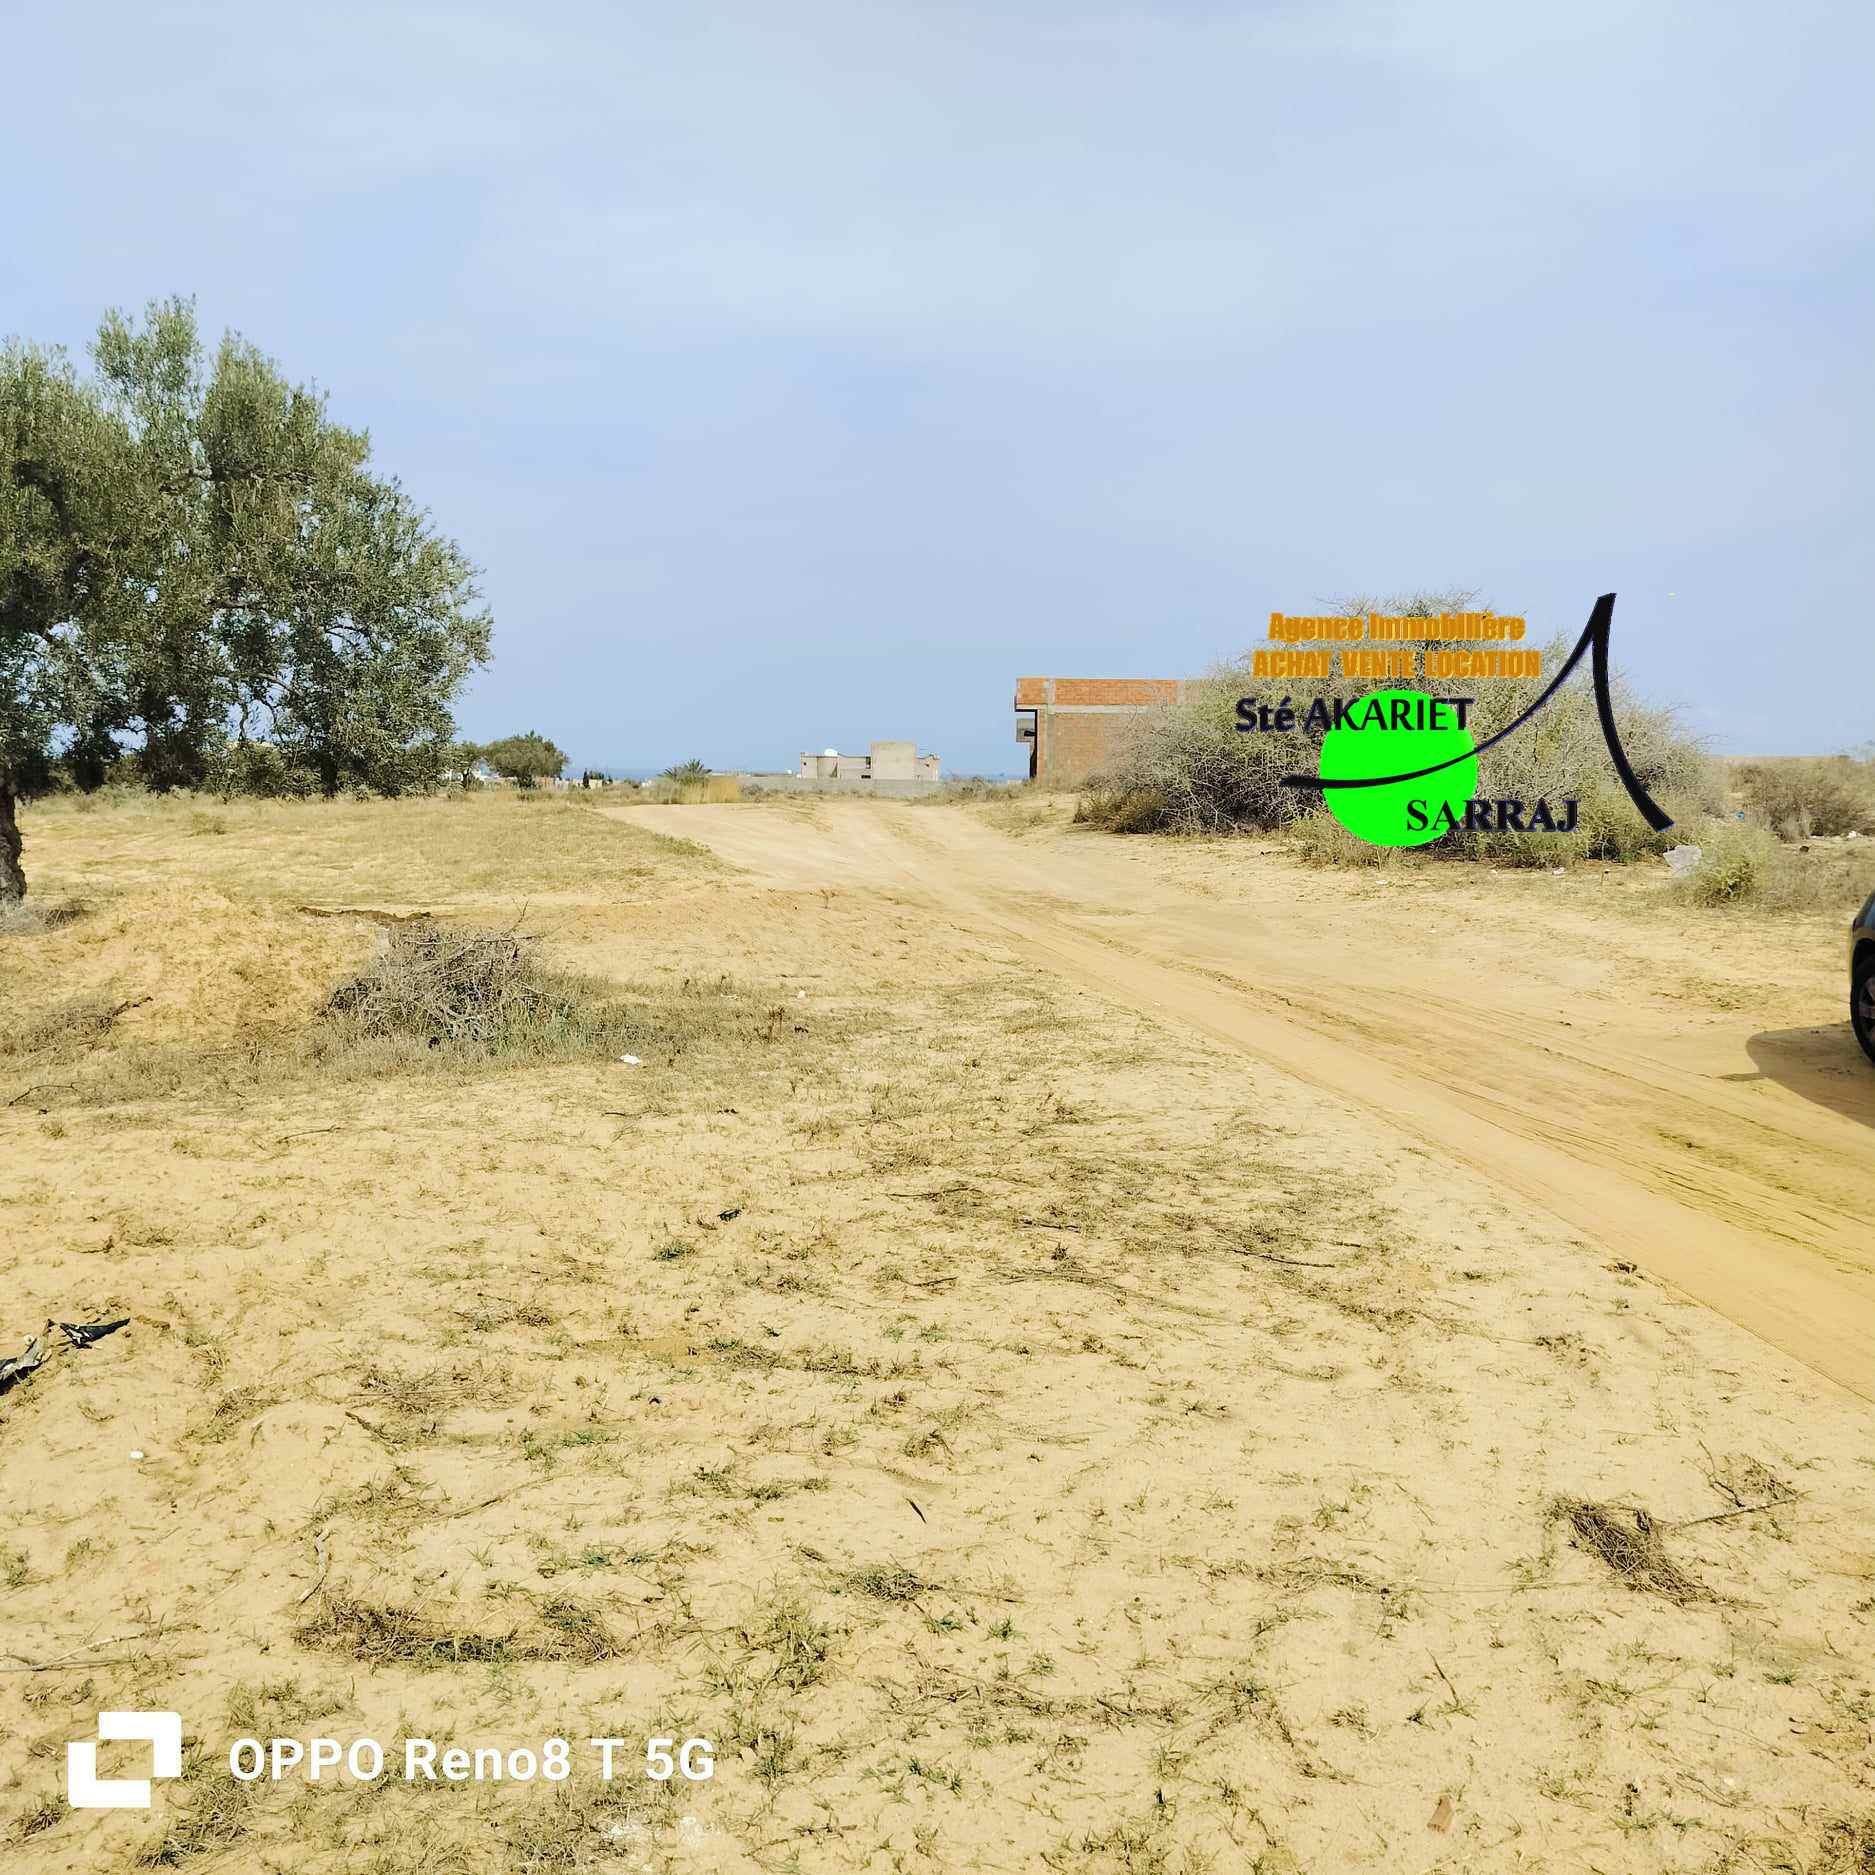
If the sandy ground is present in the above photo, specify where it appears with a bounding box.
[2,791,1872,1875]
[627,797,1875,1400]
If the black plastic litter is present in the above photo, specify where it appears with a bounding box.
[60,1318,130,1350]
[0,1317,129,1398]
[0,1334,47,1394]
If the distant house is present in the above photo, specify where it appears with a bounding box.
[797,740,940,783]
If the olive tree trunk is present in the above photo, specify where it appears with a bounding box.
[0,785,24,904]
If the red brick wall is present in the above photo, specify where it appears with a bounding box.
[1013,677,1188,786]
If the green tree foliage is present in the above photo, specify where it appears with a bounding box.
[482,731,568,788]
[0,297,491,899]
[660,758,709,783]
[442,740,485,790]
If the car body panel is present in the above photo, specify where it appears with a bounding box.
[1852,890,1875,1066]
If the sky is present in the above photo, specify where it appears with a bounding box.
[6,0,1871,773]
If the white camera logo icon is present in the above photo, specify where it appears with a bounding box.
[67,1712,183,1810]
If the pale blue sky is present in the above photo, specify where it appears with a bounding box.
[6,1,1870,772]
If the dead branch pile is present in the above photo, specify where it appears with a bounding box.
[323,924,562,1046]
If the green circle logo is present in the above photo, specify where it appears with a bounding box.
[1320,687,1477,848]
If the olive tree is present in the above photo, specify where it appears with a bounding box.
[441,740,485,789]
[1,297,491,900]
[482,731,568,788]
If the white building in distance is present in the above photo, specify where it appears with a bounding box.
[797,740,940,782]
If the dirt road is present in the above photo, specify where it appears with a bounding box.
[626,799,1875,1401]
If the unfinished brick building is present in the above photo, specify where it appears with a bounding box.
[1013,677,1191,786]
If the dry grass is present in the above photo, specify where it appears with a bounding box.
[1072,785,1172,835]
[903,777,1019,806]
[1814,1814,1875,1875]
[15,788,714,904]
[136,1751,258,1867]
[742,1590,836,1693]
[636,774,743,804]
[0,910,821,1111]
[842,1564,936,1603]
[0,897,88,936]
[294,1592,622,1667]
[1549,1498,1708,1605]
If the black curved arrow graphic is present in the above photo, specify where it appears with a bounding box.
[1278,592,1673,832]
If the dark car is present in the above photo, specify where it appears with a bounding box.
[1854,889,1875,1065]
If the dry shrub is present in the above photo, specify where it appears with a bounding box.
[349,1362,511,1446]
[843,1564,935,1602]
[321,923,627,1057]
[0,991,151,1068]
[1680,822,1875,911]
[1550,1497,1706,1604]
[1683,824,1779,906]
[1081,588,1718,857]
[1735,756,1875,840]
[1289,810,1402,869]
[1459,783,1688,868]
[1074,786,1171,835]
